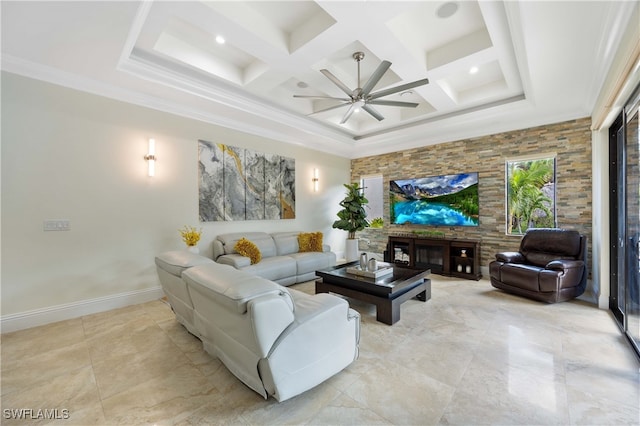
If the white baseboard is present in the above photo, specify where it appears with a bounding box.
[1,286,165,333]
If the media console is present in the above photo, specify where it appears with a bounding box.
[384,234,482,280]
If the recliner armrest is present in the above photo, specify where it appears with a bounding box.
[217,254,251,268]
[545,259,584,272]
[269,293,359,356]
[495,252,525,263]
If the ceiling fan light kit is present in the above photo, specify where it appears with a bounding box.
[294,51,429,125]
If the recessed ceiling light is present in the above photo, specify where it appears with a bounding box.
[437,2,459,19]
[215,35,225,44]
[469,66,479,74]
[400,90,414,97]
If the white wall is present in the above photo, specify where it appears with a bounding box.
[0,72,350,331]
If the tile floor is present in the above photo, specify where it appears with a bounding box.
[1,276,639,425]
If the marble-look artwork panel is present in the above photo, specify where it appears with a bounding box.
[223,145,246,220]
[245,149,265,220]
[264,153,281,220]
[280,156,295,219]
[198,140,224,222]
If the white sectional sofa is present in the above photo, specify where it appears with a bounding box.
[212,231,336,285]
[154,251,360,402]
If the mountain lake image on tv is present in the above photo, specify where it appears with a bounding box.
[390,172,479,226]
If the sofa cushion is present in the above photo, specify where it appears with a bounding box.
[520,229,582,267]
[242,256,297,282]
[217,232,277,258]
[499,264,542,292]
[298,232,323,252]
[182,263,294,314]
[234,238,262,264]
[272,232,300,256]
[288,251,335,275]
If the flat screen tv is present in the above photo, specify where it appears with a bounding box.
[390,172,479,226]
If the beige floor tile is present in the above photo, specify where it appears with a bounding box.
[239,381,342,425]
[175,386,262,425]
[307,393,393,425]
[1,317,85,360]
[343,357,456,425]
[100,363,219,425]
[1,366,102,425]
[92,334,190,400]
[441,358,570,425]
[1,341,92,396]
[567,386,640,425]
[81,304,149,339]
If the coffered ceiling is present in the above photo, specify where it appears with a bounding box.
[1,1,636,158]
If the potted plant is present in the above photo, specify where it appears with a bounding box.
[332,183,369,261]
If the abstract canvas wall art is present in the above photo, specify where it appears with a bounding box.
[198,140,295,221]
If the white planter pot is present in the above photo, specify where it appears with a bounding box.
[345,239,359,262]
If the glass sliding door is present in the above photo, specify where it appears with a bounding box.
[611,84,640,358]
[625,88,640,355]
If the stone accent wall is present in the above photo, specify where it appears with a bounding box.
[352,117,593,275]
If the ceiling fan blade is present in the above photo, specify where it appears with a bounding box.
[340,103,358,124]
[362,104,385,121]
[308,102,350,116]
[368,78,430,100]
[361,60,391,96]
[368,100,419,108]
[293,95,350,101]
[320,69,354,97]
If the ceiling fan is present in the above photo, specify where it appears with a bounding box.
[294,51,429,124]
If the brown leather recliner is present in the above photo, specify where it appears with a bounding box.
[489,228,587,303]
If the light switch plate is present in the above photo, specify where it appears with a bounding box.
[44,220,70,231]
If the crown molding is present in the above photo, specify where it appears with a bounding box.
[0,54,356,157]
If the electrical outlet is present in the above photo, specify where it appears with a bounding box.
[43,220,70,231]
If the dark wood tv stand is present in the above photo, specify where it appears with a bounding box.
[385,234,482,280]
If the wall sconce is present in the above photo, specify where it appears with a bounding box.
[144,138,156,177]
[312,168,319,192]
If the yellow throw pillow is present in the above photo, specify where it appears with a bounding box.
[234,238,262,264]
[298,232,323,252]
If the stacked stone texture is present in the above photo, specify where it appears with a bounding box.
[352,117,593,275]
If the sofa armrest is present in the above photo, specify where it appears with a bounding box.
[258,293,359,401]
[270,293,359,359]
[540,259,586,292]
[495,252,525,263]
[248,292,295,357]
[212,239,225,260]
[216,253,251,269]
[545,259,584,272]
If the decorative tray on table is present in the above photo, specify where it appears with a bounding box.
[346,263,394,279]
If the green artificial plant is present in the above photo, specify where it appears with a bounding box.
[332,183,369,239]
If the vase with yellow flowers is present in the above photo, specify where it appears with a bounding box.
[179,225,202,253]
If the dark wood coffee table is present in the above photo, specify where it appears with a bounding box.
[315,261,431,325]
